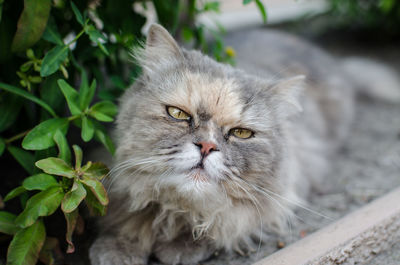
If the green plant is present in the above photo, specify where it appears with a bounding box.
[0,0,266,264]
[328,0,400,37]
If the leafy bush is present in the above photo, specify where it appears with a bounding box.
[0,0,265,264]
[328,0,400,37]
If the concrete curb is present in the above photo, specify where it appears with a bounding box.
[254,187,400,265]
[198,0,328,31]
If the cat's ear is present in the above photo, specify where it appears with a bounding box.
[146,24,183,59]
[135,24,184,75]
[269,75,305,118]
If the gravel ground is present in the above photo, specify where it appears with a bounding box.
[366,241,400,265]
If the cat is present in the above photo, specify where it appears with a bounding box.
[89,24,400,265]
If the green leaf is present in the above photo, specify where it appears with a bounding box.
[182,27,194,42]
[380,0,395,13]
[0,211,20,235]
[15,186,64,228]
[33,148,57,173]
[0,93,23,132]
[81,116,94,142]
[40,73,65,116]
[40,45,69,77]
[89,101,117,122]
[22,118,69,150]
[4,186,26,202]
[110,75,126,90]
[20,61,33,72]
[64,209,78,253]
[255,0,267,23]
[83,162,109,180]
[72,145,83,169]
[79,78,96,111]
[152,0,180,34]
[0,137,5,156]
[7,219,46,265]
[0,82,57,118]
[243,0,252,4]
[84,186,107,216]
[53,130,71,164]
[0,0,3,23]
[70,1,84,26]
[42,18,63,45]
[20,192,29,210]
[22,174,59,191]
[203,1,220,12]
[77,70,88,107]
[81,161,92,172]
[94,125,115,155]
[85,25,109,55]
[11,0,52,52]
[35,157,75,178]
[61,181,86,213]
[8,146,35,174]
[89,111,113,122]
[57,79,81,115]
[81,177,108,206]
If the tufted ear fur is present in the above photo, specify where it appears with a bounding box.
[146,24,182,58]
[134,24,183,76]
[269,75,305,118]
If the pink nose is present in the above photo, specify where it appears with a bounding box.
[195,141,217,156]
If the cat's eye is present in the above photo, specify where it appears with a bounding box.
[167,106,191,121]
[230,128,254,139]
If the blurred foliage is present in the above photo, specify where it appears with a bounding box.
[0,0,266,264]
[328,0,400,37]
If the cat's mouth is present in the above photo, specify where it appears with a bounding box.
[191,161,204,170]
[188,162,209,182]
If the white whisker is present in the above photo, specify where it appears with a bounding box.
[252,183,332,221]
[230,177,263,257]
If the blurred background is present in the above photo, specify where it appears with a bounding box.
[0,0,399,264]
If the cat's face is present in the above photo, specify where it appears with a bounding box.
[115,25,303,201]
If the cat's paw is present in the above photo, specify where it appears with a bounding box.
[154,236,216,265]
[89,236,147,265]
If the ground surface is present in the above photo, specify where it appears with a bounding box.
[192,29,400,265]
[196,95,400,265]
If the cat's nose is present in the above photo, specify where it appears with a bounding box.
[194,141,218,157]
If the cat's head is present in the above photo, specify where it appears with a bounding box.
[114,24,303,205]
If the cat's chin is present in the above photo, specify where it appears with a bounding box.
[188,168,210,183]
[158,169,221,199]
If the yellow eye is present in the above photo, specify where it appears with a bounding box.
[230,128,253,139]
[167,106,191,121]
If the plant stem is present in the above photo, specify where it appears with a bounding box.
[68,115,80,122]
[67,28,85,47]
[5,115,79,144]
[5,129,31,144]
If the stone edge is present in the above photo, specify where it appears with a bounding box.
[254,187,400,265]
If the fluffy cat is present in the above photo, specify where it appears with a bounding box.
[89,24,391,265]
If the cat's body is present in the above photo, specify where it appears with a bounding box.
[89,25,396,265]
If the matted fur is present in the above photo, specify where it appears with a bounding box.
[90,25,355,265]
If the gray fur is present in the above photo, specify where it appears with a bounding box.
[90,25,361,264]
